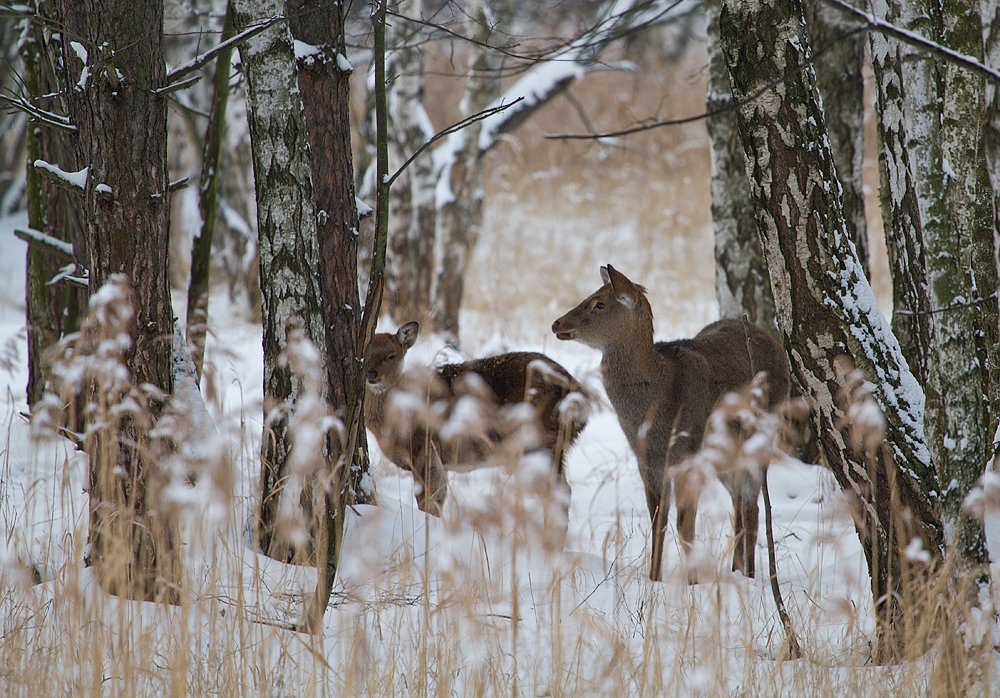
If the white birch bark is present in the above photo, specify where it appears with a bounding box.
[385,0,436,325]
[232,0,328,559]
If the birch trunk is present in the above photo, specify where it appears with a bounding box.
[914,0,995,566]
[57,0,181,601]
[432,0,514,341]
[704,0,776,333]
[867,0,933,386]
[804,0,869,276]
[385,0,436,325]
[232,0,329,560]
[718,0,943,661]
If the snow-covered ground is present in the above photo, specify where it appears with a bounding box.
[0,209,995,696]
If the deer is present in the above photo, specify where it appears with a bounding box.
[364,321,589,527]
[551,265,789,582]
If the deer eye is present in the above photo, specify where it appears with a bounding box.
[594,302,605,311]
[388,354,397,361]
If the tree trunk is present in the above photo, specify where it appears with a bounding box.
[57,0,181,602]
[432,0,514,342]
[186,3,236,381]
[718,0,943,661]
[867,0,933,386]
[914,0,995,567]
[803,0,869,277]
[232,0,329,561]
[385,0,436,325]
[704,0,776,334]
[23,0,85,411]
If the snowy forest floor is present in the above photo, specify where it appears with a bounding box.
[4,187,1000,696]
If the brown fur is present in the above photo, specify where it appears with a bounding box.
[364,321,588,521]
[552,265,789,582]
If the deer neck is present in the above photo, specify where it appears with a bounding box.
[600,326,662,403]
[363,386,390,439]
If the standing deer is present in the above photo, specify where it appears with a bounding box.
[551,265,789,582]
[364,321,588,525]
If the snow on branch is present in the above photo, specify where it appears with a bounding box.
[0,93,74,132]
[477,0,698,151]
[32,160,87,191]
[164,15,283,87]
[13,227,75,258]
[822,0,1000,84]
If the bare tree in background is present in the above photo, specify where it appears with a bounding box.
[384,0,436,326]
[20,0,86,410]
[718,0,943,661]
[186,3,236,381]
[55,0,182,602]
[432,0,515,340]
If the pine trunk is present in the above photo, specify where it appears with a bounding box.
[718,0,943,661]
[233,0,329,560]
[57,0,181,602]
[23,0,85,410]
[385,0,436,325]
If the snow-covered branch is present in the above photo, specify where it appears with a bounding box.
[823,0,1000,84]
[32,160,87,191]
[14,227,75,258]
[0,93,74,132]
[477,0,697,151]
[165,16,283,86]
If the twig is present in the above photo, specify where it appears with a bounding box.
[545,25,867,140]
[385,96,524,187]
[741,314,803,660]
[14,228,75,258]
[894,291,999,316]
[149,176,192,200]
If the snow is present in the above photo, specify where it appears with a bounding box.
[33,160,88,190]
[0,205,958,693]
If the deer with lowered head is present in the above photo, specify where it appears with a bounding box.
[551,265,789,582]
[364,321,589,526]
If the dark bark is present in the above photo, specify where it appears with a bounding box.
[186,4,236,381]
[718,0,943,661]
[57,0,180,602]
[286,0,371,617]
[23,0,85,411]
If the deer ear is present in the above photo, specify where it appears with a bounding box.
[605,265,640,309]
[396,321,419,349]
[600,265,612,285]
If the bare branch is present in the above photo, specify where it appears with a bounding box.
[165,16,283,86]
[0,93,74,132]
[386,96,524,188]
[545,25,868,141]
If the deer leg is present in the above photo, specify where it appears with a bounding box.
[674,468,701,585]
[640,465,670,582]
[731,490,746,575]
[728,469,761,578]
[409,442,448,517]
